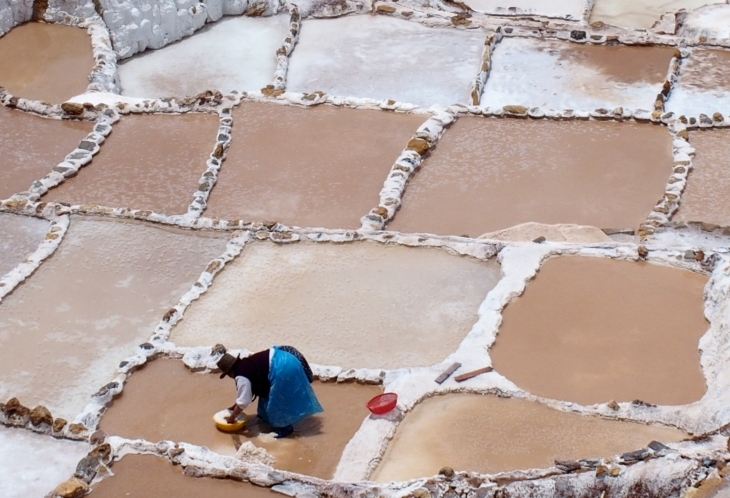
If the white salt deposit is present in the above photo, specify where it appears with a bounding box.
[0,426,88,498]
[117,15,289,98]
[481,37,668,111]
[679,3,730,40]
[287,16,484,108]
[589,0,725,29]
[666,49,730,119]
[462,0,585,19]
[0,214,48,279]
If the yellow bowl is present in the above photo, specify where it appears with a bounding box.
[213,409,247,432]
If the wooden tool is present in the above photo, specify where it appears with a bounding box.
[454,366,493,382]
[434,362,461,384]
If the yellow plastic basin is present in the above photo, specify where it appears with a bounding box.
[213,409,247,432]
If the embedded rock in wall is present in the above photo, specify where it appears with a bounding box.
[0,0,33,36]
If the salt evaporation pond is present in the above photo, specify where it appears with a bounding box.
[0,213,48,278]
[205,102,423,228]
[460,0,585,18]
[0,105,92,199]
[680,4,730,40]
[0,22,94,103]
[100,359,379,478]
[171,241,500,369]
[90,453,276,498]
[287,16,483,107]
[388,117,673,236]
[0,217,228,418]
[117,16,289,98]
[674,130,730,226]
[0,426,89,498]
[372,394,687,481]
[588,0,725,29]
[491,256,708,406]
[666,48,730,118]
[45,113,219,214]
[482,37,675,111]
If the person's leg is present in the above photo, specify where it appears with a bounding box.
[274,425,293,438]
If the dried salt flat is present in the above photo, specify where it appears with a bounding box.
[589,0,725,29]
[117,15,289,98]
[665,49,730,119]
[287,16,484,108]
[0,217,229,419]
[481,37,674,111]
[171,241,501,370]
[0,426,88,498]
[461,0,585,19]
[0,213,48,278]
[679,3,730,40]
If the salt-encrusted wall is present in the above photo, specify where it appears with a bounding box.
[0,0,32,36]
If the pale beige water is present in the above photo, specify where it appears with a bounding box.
[372,393,687,481]
[0,22,94,103]
[491,256,708,406]
[45,113,218,214]
[0,217,228,418]
[0,213,48,278]
[589,0,725,29]
[675,130,730,226]
[90,454,276,498]
[0,105,92,199]
[205,102,424,228]
[171,241,500,369]
[388,118,673,237]
[100,359,379,478]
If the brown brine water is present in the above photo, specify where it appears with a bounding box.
[491,256,708,406]
[204,102,424,228]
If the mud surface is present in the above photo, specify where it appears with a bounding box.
[0,105,92,199]
[45,113,218,214]
[100,359,379,478]
[205,102,424,228]
[372,393,687,481]
[491,256,708,406]
[389,118,673,236]
[0,213,48,278]
[0,22,94,102]
[171,241,500,369]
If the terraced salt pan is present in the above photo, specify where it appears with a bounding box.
[0,426,88,498]
[460,0,584,19]
[674,130,730,226]
[117,16,288,98]
[666,49,730,118]
[287,16,484,108]
[388,117,673,236]
[171,241,501,370]
[90,453,275,498]
[45,113,219,214]
[679,4,730,40]
[0,105,92,199]
[0,22,94,103]
[205,103,423,228]
[0,217,228,418]
[481,37,675,111]
[0,213,48,278]
[372,394,687,481]
[100,359,379,478]
[589,0,725,29]
[491,256,708,406]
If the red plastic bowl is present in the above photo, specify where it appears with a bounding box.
[367,393,398,415]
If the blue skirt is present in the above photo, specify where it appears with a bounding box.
[257,346,323,428]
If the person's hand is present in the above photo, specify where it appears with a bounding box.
[225,414,236,424]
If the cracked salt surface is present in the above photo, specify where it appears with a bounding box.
[287,16,484,107]
[482,37,674,111]
[666,49,730,119]
[117,15,289,98]
[0,426,88,498]
[0,213,48,279]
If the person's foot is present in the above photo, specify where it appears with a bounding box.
[274,425,294,439]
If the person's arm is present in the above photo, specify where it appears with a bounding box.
[226,377,252,423]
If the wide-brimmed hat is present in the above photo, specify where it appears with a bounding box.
[217,353,240,379]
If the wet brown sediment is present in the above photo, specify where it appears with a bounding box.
[45,113,218,214]
[0,213,48,277]
[0,105,92,199]
[675,130,730,226]
[491,256,708,406]
[676,49,730,91]
[372,393,687,481]
[388,118,674,236]
[89,454,276,498]
[0,217,229,418]
[0,22,94,103]
[170,241,501,370]
[100,358,380,479]
[205,102,424,229]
